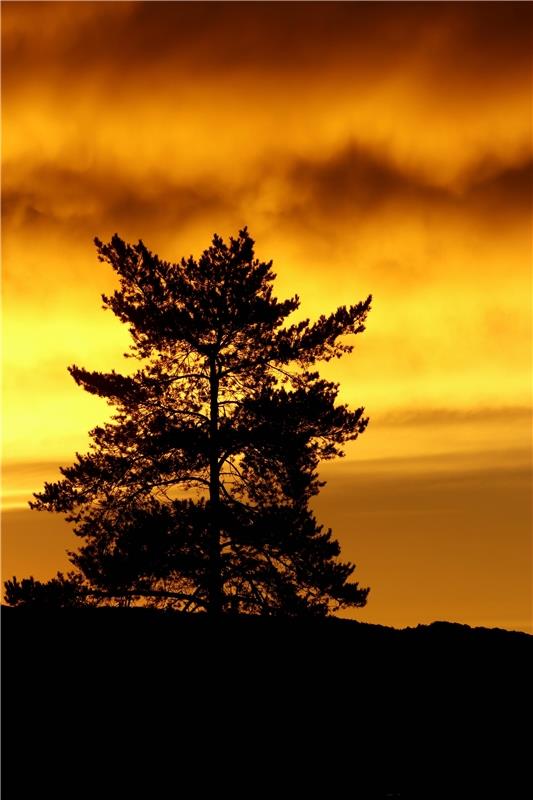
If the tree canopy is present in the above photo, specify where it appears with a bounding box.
[7,228,372,616]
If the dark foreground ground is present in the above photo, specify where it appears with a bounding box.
[2,608,531,798]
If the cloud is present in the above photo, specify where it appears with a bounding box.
[3,2,530,186]
[4,141,531,252]
[2,164,231,242]
[286,145,444,221]
[3,1,531,450]
[283,145,533,225]
[378,406,532,429]
[464,159,533,224]
[4,2,531,87]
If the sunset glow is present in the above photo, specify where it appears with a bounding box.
[2,1,531,629]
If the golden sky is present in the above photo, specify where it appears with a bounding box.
[2,1,532,630]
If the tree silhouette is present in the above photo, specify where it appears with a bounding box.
[4,572,87,608]
[7,229,372,615]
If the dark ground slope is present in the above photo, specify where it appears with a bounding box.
[2,608,531,798]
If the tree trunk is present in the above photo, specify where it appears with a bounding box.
[208,354,224,615]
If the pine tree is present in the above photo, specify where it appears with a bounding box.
[10,228,372,616]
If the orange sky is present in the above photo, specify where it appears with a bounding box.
[2,1,532,630]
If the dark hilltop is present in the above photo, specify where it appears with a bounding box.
[2,608,531,798]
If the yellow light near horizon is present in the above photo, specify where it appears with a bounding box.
[2,214,531,463]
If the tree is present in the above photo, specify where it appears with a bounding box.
[7,228,372,616]
[4,572,88,609]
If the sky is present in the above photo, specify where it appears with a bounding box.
[2,1,532,630]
